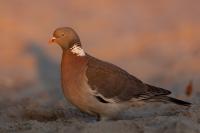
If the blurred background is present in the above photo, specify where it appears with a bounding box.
[0,0,200,103]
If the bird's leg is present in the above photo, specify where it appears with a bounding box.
[96,114,101,121]
[100,117,111,121]
[97,115,111,121]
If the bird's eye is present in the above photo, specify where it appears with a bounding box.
[61,33,65,36]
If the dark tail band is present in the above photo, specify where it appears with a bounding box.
[165,96,191,106]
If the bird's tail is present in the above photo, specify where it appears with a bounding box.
[160,96,191,106]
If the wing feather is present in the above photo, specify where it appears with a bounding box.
[86,55,171,103]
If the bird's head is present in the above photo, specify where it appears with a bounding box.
[49,27,81,50]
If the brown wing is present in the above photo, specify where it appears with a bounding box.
[86,55,171,103]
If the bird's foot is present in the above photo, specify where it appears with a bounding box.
[96,115,112,121]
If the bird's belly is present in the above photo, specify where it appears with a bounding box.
[61,67,128,117]
[63,83,129,118]
[62,79,96,115]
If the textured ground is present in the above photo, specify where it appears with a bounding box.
[0,95,200,133]
[0,0,200,133]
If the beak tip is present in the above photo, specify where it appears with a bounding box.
[48,37,56,45]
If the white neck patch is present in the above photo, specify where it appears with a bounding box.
[70,45,86,56]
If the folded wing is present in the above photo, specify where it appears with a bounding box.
[86,55,171,103]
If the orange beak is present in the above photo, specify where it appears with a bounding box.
[48,37,56,44]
